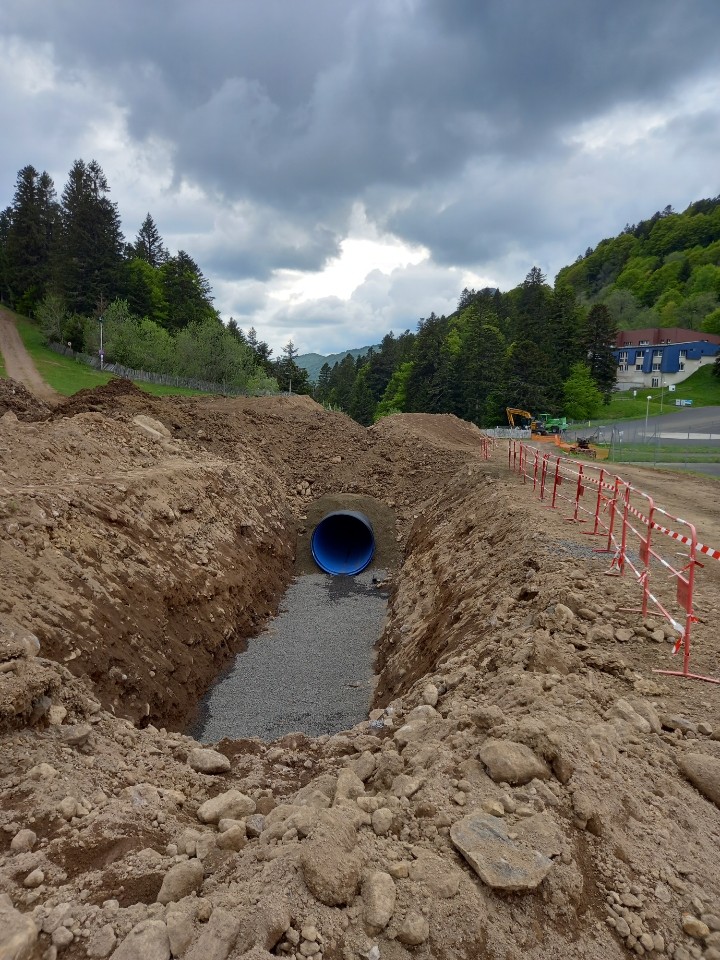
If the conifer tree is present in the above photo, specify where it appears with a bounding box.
[583,303,618,401]
[131,213,168,267]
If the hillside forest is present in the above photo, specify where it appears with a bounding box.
[2,161,719,424]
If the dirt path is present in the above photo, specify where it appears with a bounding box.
[0,307,60,404]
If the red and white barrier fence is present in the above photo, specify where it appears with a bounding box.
[508,440,719,685]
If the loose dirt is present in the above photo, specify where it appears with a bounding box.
[0,308,60,405]
[1,383,720,960]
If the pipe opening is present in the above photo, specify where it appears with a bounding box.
[311,510,375,576]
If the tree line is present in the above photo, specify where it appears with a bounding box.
[0,161,282,391]
[312,269,617,426]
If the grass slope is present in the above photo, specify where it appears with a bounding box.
[11,313,206,397]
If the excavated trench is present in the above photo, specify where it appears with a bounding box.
[190,494,398,742]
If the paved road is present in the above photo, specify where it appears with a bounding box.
[568,406,720,445]
[0,308,59,404]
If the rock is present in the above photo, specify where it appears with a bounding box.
[47,705,67,726]
[299,811,363,906]
[588,624,615,642]
[682,914,710,939]
[630,700,662,734]
[350,752,377,782]
[479,739,550,785]
[10,829,37,853]
[422,683,439,707]
[371,808,394,836]
[677,753,720,808]
[407,854,461,898]
[334,768,365,802]
[397,911,430,946]
[607,699,652,734]
[188,748,231,775]
[58,796,79,820]
[480,799,505,817]
[515,813,563,859]
[60,723,91,747]
[27,762,58,780]
[165,913,193,959]
[156,859,204,905]
[698,722,714,737]
[391,774,422,798]
[362,871,396,932]
[217,825,246,851]
[185,908,241,960]
[132,415,172,440]
[23,869,44,888]
[245,814,265,838]
[450,813,553,891]
[111,920,170,960]
[0,892,38,959]
[52,926,74,948]
[197,790,255,824]
[662,715,697,734]
[87,924,117,958]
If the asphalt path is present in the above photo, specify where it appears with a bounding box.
[567,405,720,445]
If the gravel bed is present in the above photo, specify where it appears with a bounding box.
[192,569,389,742]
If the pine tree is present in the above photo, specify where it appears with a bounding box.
[131,213,168,267]
[5,165,59,313]
[316,362,332,401]
[57,159,125,314]
[583,303,618,401]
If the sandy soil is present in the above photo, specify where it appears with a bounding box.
[1,381,719,960]
[0,308,60,405]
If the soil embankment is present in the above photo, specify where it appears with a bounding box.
[1,382,720,960]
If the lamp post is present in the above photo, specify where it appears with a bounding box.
[99,316,104,370]
[645,394,652,440]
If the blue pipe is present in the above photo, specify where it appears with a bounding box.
[311,511,375,576]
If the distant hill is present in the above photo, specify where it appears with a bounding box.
[296,344,380,382]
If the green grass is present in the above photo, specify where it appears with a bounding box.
[10,312,209,398]
[605,443,720,464]
[592,365,720,424]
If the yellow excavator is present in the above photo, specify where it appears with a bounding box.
[506,407,548,436]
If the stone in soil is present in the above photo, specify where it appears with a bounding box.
[478,739,551,785]
[450,813,554,891]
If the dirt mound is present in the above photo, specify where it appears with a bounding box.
[0,377,51,421]
[1,402,720,960]
[371,411,486,451]
[55,377,154,417]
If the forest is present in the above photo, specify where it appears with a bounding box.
[3,160,719,424]
[0,162,283,392]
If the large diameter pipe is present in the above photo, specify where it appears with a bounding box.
[311,510,375,576]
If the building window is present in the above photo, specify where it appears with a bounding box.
[639,339,649,346]
[619,350,628,361]
[652,377,660,387]
[618,363,628,372]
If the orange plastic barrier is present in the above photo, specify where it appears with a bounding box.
[507,440,719,685]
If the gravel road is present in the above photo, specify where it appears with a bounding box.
[192,568,388,742]
[0,307,59,404]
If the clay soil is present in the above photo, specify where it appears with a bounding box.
[1,379,720,960]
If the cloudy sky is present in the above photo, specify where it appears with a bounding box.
[2,1,719,356]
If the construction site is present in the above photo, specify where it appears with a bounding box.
[2,376,720,960]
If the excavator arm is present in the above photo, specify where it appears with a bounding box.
[506,407,535,429]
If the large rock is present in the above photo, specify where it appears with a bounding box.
[450,813,553,891]
[196,790,255,824]
[0,892,38,960]
[479,739,550,785]
[678,753,720,808]
[188,748,231,775]
[156,859,204,905]
[300,811,363,906]
[362,871,396,932]
[110,920,170,960]
[397,911,430,946]
[185,908,241,960]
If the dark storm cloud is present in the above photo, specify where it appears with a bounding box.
[2,0,720,347]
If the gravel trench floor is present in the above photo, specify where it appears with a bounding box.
[192,569,389,742]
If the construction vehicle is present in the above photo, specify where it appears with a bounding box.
[506,408,567,437]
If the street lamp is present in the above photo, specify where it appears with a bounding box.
[645,394,652,440]
[98,316,104,370]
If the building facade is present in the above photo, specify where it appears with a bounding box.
[613,327,720,390]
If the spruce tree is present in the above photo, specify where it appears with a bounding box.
[132,213,168,267]
[161,251,216,330]
[57,159,125,314]
[5,165,59,312]
[583,303,618,401]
